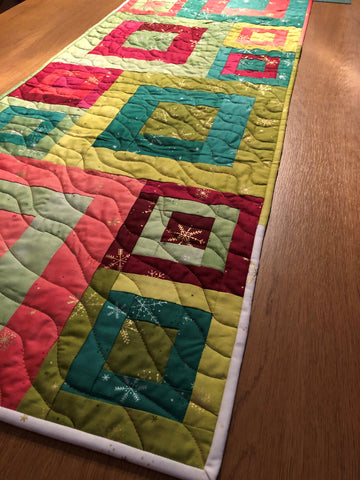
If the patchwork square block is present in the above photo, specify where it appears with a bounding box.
[93,84,255,166]
[119,0,188,16]
[17,263,245,469]
[101,180,263,296]
[0,155,145,409]
[200,0,291,17]
[177,0,310,27]
[0,105,77,159]
[223,22,301,51]
[9,63,123,109]
[90,21,207,64]
[62,291,213,422]
[207,47,295,86]
[56,13,232,79]
[44,71,287,198]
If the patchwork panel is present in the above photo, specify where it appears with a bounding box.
[44,71,286,198]
[93,84,255,166]
[223,22,302,51]
[0,106,75,159]
[63,291,212,422]
[101,180,262,296]
[207,48,295,86]
[0,0,312,478]
[0,154,144,408]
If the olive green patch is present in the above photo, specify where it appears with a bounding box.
[140,102,219,142]
[105,318,178,383]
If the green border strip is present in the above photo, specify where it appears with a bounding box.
[258,46,301,226]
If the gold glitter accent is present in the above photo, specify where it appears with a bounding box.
[194,188,210,200]
[166,225,205,247]
[105,248,130,271]
[148,269,166,279]
[107,218,121,227]
[0,330,16,351]
[246,261,257,284]
[67,295,78,305]
[119,318,138,345]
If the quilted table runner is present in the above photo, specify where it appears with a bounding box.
[0,0,312,478]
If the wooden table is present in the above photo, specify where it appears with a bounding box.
[0,1,359,478]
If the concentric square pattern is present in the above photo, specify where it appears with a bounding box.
[93,85,255,166]
[62,291,213,422]
[101,181,262,296]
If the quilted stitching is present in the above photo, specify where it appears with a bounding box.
[0,0,312,477]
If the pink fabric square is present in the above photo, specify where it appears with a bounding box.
[238,27,288,47]
[90,21,207,64]
[222,52,281,79]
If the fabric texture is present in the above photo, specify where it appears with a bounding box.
[0,0,312,478]
[314,0,350,3]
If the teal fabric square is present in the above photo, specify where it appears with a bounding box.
[0,106,66,147]
[0,105,78,159]
[207,47,295,86]
[62,292,212,422]
[177,0,310,27]
[238,57,267,72]
[93,85,255,167]
[226,0,268,8]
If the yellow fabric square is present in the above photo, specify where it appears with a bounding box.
[140,102,219,142]
[223,22,302,52]
[250,31,276,44]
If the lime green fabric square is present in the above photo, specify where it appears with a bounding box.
[123,30,178,50]
[105,318,178,383]
[140,102,219,142]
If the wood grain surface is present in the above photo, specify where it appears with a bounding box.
[0,1,359,479]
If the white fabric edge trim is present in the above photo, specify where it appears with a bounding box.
[203,224,266,480]
[0,407,208,480]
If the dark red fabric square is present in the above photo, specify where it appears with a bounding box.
[161,212,215,250]
[10,63,123,108]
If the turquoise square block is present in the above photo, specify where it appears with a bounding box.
[177,0,310,27]
[0,106,66,147]
[94,85,255,167]
[62,292,213,422]
[207,47,296,87]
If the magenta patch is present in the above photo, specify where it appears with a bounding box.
[90,21,207,64]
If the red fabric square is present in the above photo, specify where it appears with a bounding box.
[161,212,215,250]
[10,63,123,108]
[101,180,263,296]
[90,21,207,64]
[222,53,281,79]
